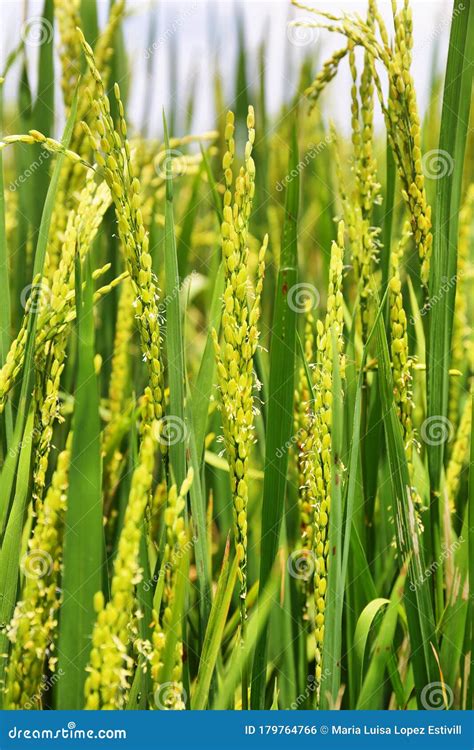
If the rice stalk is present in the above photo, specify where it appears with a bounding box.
[300,222,345,701]
[5,444,71,709]
[150,470,194,710]
[79,33,165,425]
[295,0,433,286]
[212,107,266,662]
[84,422,157,710]
[0,0,470,714]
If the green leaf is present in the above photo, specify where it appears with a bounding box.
[163,111,186,488]
[354,598,390,697]
[426,0,473,614]
[373,303,439,704]
[191,261,225,457]
[193,540,237,709]
[0,94,78,537]
[56,255,103,709]
[251,124,299,709]
[356,572,405,709]
[439,513,469,694]
[185,396,212,641]
[467,392,474,708]
[158,541,189,692]
[176,169,202,280]
[200,145,223,224]
[31,0,54,234]
[380,137,396,295]
[0,407,35,702]
[215,575,278,710]
[0,79,12,449]
[80,0,99,44]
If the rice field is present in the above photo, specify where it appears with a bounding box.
[0,0,472,712]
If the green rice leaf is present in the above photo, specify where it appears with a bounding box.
[191,261,225,457]
[467,393,474,708]
[215,575,278,710]
[30,0,54,234]
[426,0,473,614]
[0,94,78,536]
[185,396,212,639]
[56,254,103,709]
[176,169,203,280]
[162,111,187,488]
[79,0,99,45]
[200,145,223,224]
[0,406,35,702]
[439,513,469,694]
[354,598,390,694]
[193,540,237,709]
[0,79,12,449]
[373,304,439,703]
[251,124,299,709]
[356,572,405,709]
[158,540,189,692]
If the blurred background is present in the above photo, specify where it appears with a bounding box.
[1,0,452,138]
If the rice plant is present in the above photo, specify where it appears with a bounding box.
[0,0,472,712]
